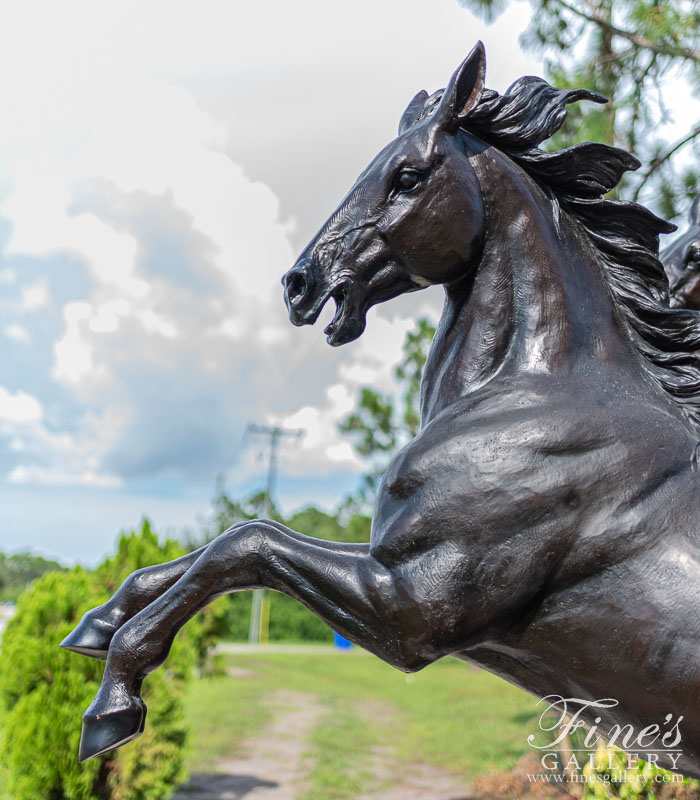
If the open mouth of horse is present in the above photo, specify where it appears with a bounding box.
[323,281,365,347]
[321,270,423,346]
[283,257,422,346]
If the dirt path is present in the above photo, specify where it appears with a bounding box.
[356,752,475,800]
[169,689,323,800]
[169,683,478,800]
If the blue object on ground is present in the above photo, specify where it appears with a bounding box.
[333,632,353,650]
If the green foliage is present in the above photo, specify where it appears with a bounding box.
[186,651,537,780]
[201,489,280,546]
[338,317,436,509]
[0,569,104,800]
[340,512,372,543]
[338,388,399,457]
[339,318,435,461]
[457,0,699,220]
[211,590,333,643]
[395,318,436,434]
[267,594,333,643]
[580,745,700,799]
[0,550,65,602]
[0,519,220,800]
[286,506,370,544]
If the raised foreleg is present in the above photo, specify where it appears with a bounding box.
[61,544,209,659]
[78,520,447,761]
[62,520,366,659]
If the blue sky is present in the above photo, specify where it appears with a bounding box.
[1,1,694,565]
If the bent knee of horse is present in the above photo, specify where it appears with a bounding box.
[121,567,152,597]
[219,521,274,556]
[195,522,269,583]
[219,518,275,538]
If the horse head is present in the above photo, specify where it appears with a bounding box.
[664,197,700,309]
[282,43,488,346]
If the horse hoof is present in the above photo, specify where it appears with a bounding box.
[78,700,146,762]
[60,614,117,660]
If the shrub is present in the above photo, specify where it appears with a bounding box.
[214,590,333,643]
[581,745,700,799]
[0,520,221,800]
[0,551,65,602]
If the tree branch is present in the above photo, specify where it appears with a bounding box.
[632,126,700,202]
[555,0,700,62]
[627,53,659,152]
[592,46,635,66]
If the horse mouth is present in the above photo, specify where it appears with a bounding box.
[323,282,365,346]
[320,268,423,346]
[284,262,420,346]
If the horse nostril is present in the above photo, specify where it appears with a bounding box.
[284,267,311,305]
[289,273,306,299]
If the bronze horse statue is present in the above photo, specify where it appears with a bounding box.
[664,197,700,310]
[63,43,700,777]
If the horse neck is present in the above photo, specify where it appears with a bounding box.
[420,144,639,425]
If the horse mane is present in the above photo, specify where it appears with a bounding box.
[416,77,700,434]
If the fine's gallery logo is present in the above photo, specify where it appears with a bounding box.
[526,696,684,786]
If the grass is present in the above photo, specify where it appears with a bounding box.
[182,659,273,772]
[183,648,541,795]
[299,700,380,800]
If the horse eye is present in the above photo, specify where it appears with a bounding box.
[395,169,421,193]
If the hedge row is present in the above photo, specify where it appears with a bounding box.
[0,521,224,800]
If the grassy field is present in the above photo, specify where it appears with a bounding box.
[183,648,542,797]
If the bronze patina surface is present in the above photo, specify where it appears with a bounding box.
[63,43,700,776]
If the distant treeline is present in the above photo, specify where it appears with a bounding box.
[0,551,65,603]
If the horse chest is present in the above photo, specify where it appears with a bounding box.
[372,389,694,573]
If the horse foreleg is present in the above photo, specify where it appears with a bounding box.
[78,520,440,761]
[60,544,210,659]
[62,521,366,660]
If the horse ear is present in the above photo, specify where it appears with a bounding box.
[690,196,700,226]
[399,90,429,135]
[434,41,486,131]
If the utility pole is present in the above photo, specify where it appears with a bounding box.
[246,423,303,644]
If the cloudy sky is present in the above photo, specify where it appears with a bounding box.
[1,1,692,564]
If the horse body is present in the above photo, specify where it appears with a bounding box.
[372,126,700,773]
[378,355,700,763]
[63,42,700,777]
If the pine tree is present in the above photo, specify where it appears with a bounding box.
[458,0,699,219]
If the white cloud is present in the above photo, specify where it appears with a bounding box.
[4,324,31,344]
[87,299,131,334]
[0,386,42,423]
[277,383,365,475]
[21,281,49,311]
[0,394,124,488]
[7,465,121,489]
[137,309,178,339]
[0,0,546,530]
[53,302,99,384]
[2,73,299,486]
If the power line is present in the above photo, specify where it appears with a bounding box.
[245,423,303,644]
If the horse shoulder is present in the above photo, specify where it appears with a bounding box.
[370,385,697,569]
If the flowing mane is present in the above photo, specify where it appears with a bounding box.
[414,77,700,435]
